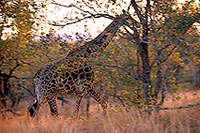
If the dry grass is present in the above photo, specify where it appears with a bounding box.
[1,91,200,133]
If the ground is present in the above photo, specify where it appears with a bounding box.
[0,91,200,133]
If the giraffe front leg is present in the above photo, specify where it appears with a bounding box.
[87,87,108,109]
[73,94,83,119]
[87,87,108,118]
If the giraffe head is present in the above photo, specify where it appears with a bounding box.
[115,10,139,27]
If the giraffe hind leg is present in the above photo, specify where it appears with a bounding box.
[28,100,39,117]
[28,84,45,117]
[45,95,58,117]
[28,93,44,117]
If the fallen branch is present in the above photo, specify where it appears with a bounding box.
[157,102,200,111]
[57,95,72,105]
[0,108,23,116]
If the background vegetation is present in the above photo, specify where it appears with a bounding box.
[0,0,199,132]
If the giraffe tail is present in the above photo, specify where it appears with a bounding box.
[28,100,38,117]
[87,89,108,109]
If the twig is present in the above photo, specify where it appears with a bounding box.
[81,0,98,13]
[160,45,176,63]
[51,2,93,15]
[22,86,35,97]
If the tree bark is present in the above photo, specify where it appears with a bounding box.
[0,84,6,109]
[193,69,200,90]
[139,41,151,105]
[0,72,16,108]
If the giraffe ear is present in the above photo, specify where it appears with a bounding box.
[122,9,127,14]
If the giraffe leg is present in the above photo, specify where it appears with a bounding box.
[28,100,39,117]
[73,94,83,119]
[28,87,44,117]
[87,87,108,109]
[45,94,58,117]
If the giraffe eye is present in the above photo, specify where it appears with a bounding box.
[125,17,129,20]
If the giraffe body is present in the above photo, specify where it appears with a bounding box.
[28,14,131,118]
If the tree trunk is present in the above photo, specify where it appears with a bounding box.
[0,89,6,109]
[0,72,16,108]
[0,78,7,109]
[139,41,151,106]
[154,48,162,99]
[193,69,200,90]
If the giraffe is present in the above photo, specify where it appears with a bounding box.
[28,13,131,118]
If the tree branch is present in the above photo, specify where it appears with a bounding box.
[131,0,145,25]
[160,45,176,63]
[155,87,166,109]
[145,0,150,22]
[141,40,173,46]
[159,43,173,52]
[8,60,20,77]
[50,14,115,28]
[150,45,176,69]
[51,2,93,15]
[81,0,98,13]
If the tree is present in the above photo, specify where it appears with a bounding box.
[0,0,45,110]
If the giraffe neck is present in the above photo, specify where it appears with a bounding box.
[86,19,122,53]
[65,18,124,60]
